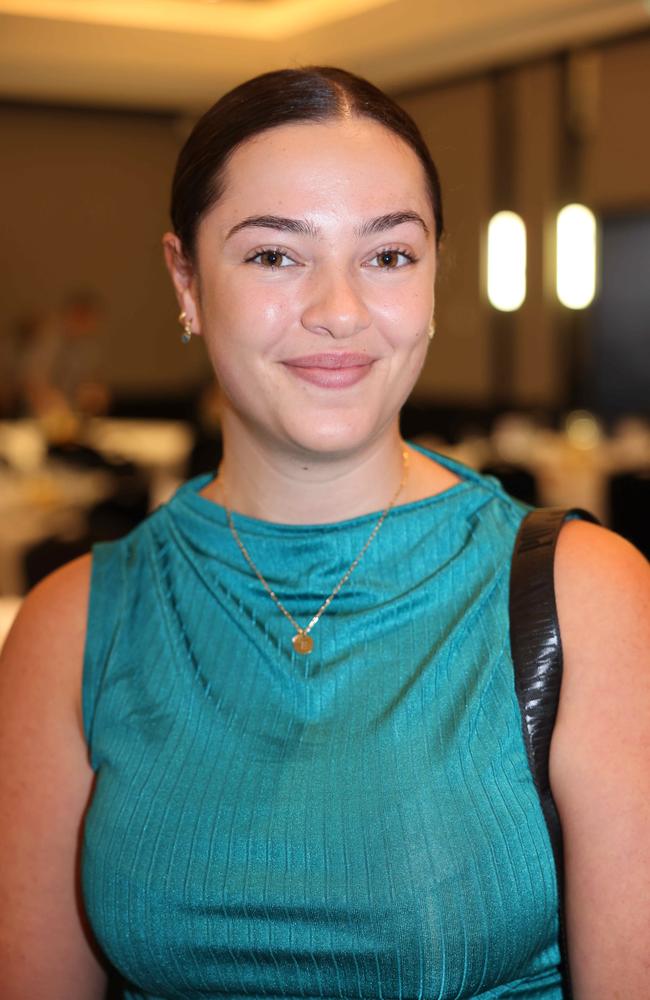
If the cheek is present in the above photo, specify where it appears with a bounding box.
[374,287,432,349]
[205,280,296,349]
[198,288,292,397]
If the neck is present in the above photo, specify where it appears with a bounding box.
[207,413,407,525]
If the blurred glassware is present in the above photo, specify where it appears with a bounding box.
[564,409,603,450]
[610,417,650,465]
[0,420,47,472]
[491,412,539,464]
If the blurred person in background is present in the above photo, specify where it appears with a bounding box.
[0,67,648,1000]
[18,289,111,426]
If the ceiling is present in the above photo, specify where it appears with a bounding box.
[1,0,648,112]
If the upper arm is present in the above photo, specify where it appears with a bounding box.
[550,522,650,999]
[0,555,108,1000]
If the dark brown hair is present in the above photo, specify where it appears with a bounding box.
[171,66,443,261]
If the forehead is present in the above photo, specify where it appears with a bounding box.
[212,118,432,224]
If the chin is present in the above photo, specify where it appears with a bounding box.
[281,412,384,459]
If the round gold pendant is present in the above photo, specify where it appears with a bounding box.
[292,632,313,655]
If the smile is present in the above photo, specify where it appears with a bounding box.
[282,353,375,388]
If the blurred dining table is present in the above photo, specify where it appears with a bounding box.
[416,412,650,524]
[0,460,113,594]
[0,416,194,596]
[1,412,647,601]
[83,417,194,509]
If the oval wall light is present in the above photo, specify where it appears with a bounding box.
[556,204,598,309]
[487,211,527,312]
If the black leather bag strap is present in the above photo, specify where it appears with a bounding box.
[509,506,599,999]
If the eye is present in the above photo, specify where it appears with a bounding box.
[366,248,416,269]
[245,248,297,269]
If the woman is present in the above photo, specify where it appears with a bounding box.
[1,67,648,1000]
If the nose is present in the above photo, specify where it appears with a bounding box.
[300,266,372,339]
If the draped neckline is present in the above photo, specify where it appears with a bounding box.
[170,443,482,541]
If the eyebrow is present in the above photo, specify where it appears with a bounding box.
[225,210,429,241]
[356,211,429,238]
[226,215,319,240]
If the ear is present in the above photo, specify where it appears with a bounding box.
[162,233,202,337]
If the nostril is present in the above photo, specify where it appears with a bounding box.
[300,283,372,338]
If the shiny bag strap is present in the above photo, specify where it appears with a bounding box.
[509,506,599,1000]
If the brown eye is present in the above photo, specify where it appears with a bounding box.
[247,248,297,269]
[369,249,414,269]
[378,250,400,268]
[260,250,284,267]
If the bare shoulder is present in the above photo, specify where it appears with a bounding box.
[555,517,650,608]
[10,550,93,635]
[551,518,650,771]
[0,556,109,997]
[550,521,650,997]
[1,553,93,725]
[554,519,649,687]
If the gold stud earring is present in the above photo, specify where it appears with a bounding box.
[178,311,193,344]
[428,319,436,341]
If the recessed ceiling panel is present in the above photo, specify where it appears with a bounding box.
[0,0,647,110]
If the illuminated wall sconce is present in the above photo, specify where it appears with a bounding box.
[487,211,527,311]
[556,204,598,309]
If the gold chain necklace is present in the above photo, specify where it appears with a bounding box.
[222,447,410,655]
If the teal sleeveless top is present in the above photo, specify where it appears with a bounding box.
[82,448,563,999]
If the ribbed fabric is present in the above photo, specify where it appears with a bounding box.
[82,447,563,1000]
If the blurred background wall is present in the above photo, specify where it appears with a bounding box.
[0,105,204,398]
[0,1,648,626]
[402,32,650,411]
[2,23,648,414]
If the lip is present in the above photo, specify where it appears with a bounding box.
[282,352,375,389]
[283,352,373,369]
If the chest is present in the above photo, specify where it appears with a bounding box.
[82,605,561,999]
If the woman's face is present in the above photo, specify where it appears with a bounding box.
[171,117,437,460]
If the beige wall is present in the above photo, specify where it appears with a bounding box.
[2,30,649,408]
[400,77,493,404]
[0,105,211,398]
[584,34,650,210]
[400,30,650,408]
[511,59,563,406]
